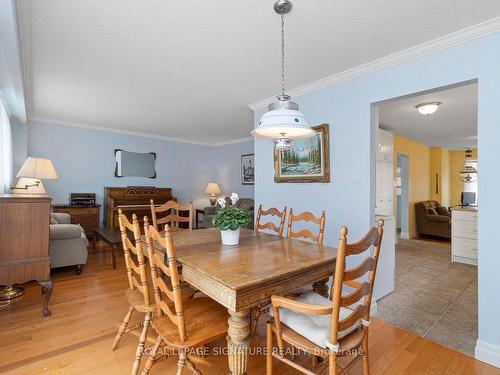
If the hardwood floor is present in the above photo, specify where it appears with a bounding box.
[0,242,498,374]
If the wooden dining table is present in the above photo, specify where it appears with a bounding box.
[151,227,338,375]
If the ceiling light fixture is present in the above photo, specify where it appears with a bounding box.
[415,102,441,115]
[251,0,315,149]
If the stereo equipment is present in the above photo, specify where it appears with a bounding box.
[70,193,96,206]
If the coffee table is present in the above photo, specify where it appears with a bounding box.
[92,226,122,269]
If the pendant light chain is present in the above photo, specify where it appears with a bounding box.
[251,0,314,146]
[281,14,286,98]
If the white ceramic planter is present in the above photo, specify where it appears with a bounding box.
[220,228,240,246]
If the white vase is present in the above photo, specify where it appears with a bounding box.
[220,228,240,246]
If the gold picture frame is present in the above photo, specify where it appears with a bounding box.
[273,123,330,183]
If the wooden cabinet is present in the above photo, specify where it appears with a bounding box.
[451,208,478,265]
[52,204,101,237]
[103,186,174,229]
[0,195,53,316]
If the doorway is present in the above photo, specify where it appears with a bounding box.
[373,80,478,356]
[396,154,409,239]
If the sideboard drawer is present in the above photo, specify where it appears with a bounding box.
[452,220,478,239]
[452,210,478,223]
[452,238,478,259]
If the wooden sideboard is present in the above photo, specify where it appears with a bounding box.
[0,195,53,316]
[104,186,176,229]
[52,204,100,237]
[451,207,478,265]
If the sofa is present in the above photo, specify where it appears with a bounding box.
[415,200,451,239]
[49,213,89,274]
[203,197,254,229]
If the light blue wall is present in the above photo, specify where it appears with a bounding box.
[25,121,254,217]
[11,121,27,174]
[27,121,216,214]
[254,33,500,363]
[214,140,254,199]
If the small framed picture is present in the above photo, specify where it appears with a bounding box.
[274,123,330,183]
[241,154,255,185]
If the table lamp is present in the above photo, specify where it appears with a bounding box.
[12,157,58,194]
[205,182,221,206]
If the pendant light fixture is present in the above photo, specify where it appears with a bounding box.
[251,0,315,149]
[460,148,478,183]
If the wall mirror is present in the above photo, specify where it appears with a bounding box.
[114,149,156,178]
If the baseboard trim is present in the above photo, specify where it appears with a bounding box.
[370,299,377,315]
[399,231,410,240]
[476,339,500,368]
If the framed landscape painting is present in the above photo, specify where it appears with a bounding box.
[274,123,330,183]
[241,154,255,185]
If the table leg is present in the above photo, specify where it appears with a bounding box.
[227,309,250,375]
[112,244,117,269]
[92,231,97,251]
[313,278,330,299]
[38,279,53,317]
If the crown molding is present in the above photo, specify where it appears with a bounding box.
[213,137,253,147]
[249,17,500,111]
[29,116,252,148]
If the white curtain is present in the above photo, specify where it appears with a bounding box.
[0,99,13,193]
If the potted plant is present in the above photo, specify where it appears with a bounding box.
[212,194,250,245]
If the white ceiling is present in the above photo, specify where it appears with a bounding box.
[379,82,478,150]
[20,0,500,144]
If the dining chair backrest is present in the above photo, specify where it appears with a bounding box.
[143,218,187,343]
[150,199,193,231]
[117,209,150,306]
[286,209,326,244]
[255,205,287,237]
[329,219,384,348]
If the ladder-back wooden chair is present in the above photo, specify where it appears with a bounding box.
[287,208,326,245]
[150,199,193,231]
[251,205,287,335]
[266,220,384,375]
[255,205,287,236]
[287,209,328,299]
[112,210,156,375]
[141,218,229,375]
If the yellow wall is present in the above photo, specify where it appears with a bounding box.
[430,147,450,207]
[449,149,478,206]
[393,135,431,237]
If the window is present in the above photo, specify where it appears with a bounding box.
[0,99,13,193]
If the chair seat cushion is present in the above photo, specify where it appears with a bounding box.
[276,291,361,349]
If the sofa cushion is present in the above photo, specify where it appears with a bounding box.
[427,207,438,215]
[274,291,361,349]
[50,224,86,240]
[435,206,450,217]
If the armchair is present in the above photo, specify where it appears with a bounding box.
[415,200,451,239]
[49,213,89,274]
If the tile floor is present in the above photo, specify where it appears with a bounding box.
[374,238,478,356]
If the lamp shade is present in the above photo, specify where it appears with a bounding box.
[17,157,58,179]
[205,182,221,195]
[14,177,47,194]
